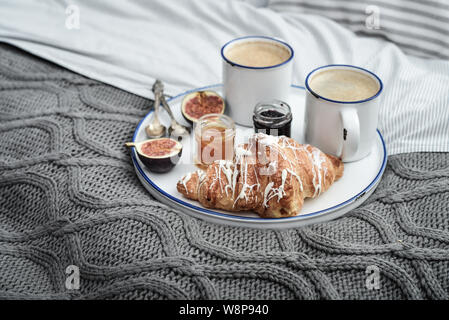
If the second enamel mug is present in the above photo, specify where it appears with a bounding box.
[305,64,383,162]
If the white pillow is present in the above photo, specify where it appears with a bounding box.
[268,0,449,60]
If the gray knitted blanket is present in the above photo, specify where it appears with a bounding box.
[0,43,448,300]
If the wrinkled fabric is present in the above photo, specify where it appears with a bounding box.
[0,0,448,154]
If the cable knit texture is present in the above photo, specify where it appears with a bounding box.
[0,43,448,300]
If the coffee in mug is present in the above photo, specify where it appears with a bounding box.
[305,65,383,162]
[309,69,379,102]
[225,41,291,68]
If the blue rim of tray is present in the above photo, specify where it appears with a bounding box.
[131,84,387,223]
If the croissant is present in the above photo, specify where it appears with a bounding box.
[177,133,344,218]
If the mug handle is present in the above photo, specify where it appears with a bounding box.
[339,108,360,160]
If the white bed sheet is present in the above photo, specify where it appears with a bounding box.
[0,0,448,155]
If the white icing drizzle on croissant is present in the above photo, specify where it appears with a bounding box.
[181,133,328,207]
[262,169,288,208]
[311,149,326,197]
[181,172,192,192]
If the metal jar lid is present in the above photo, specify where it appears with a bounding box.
[253,100,292,129]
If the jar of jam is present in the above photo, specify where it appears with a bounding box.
[253,100,292,137]
[194,113,236,169]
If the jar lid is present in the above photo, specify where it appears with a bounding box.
[253,100,292,128]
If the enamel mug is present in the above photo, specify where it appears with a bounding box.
[304,64,383,162]
[221,36,294,127]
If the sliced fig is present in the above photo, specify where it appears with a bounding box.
[181,90,225,124]
[126,138,182,173]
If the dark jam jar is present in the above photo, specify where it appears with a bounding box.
[253,100,292,137]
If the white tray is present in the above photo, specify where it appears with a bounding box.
[130,84,387,229]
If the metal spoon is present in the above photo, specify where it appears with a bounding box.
[145,80,166,139]
[160,90,191,138]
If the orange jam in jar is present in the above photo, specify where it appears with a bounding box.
[194,114,235,169]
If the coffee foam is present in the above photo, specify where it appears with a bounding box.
[225,41,290,68]
[309,69,379,102]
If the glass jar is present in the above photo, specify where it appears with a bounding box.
[194,113,236,169]
[253,100,292,137]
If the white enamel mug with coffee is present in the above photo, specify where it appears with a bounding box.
[221,36,294,127]
[305,65,383,162]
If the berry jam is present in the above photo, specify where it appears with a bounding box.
[253,100,292,137]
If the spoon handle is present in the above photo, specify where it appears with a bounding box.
[160,95,176,121]
[160,92,191,134]
[153,91,161,119]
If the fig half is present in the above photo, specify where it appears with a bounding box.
[181,90,225,124]
[126,138,182,173]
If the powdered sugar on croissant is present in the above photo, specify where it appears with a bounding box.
[177,133,343,218]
